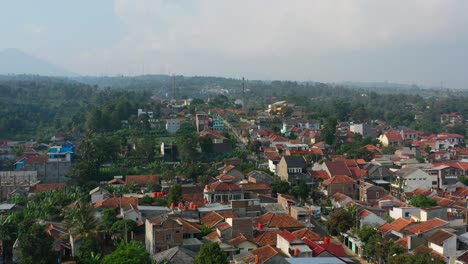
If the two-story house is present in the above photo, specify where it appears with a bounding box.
[360,182,387,203]
[203,174,245,204]
[145,215,183,254]
[276,156,313,186]
[321,175,357,199]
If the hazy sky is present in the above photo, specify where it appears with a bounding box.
[2,0,468,88]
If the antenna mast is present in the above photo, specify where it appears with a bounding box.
[242,77,245,110]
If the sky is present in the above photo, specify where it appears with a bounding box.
[1,0,468,89]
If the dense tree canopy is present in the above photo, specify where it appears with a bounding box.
[194,242,228,264]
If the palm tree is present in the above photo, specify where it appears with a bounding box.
[0,216,17,260]
[64,199,99,239]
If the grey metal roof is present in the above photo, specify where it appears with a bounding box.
[283,156,306,168]
[153,246,197,264]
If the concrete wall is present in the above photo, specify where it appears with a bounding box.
[23,161,72,183]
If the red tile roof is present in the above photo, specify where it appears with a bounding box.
[205,230,220,240]
[26,156,49,163]
[309,170,330,180]
[230,234,249,247]
[405,218,448,234]
[200,211,224,228]
[94,197,138,209]
[174,217,202,234]
[246,245,282,264]
[216,222,232,231]
[377,218,412,234]
[359,209,373,219]
[322,175,356,185]
[239,182,271,191]
[292,228,322,241]
[126,175,159,186]
[107,178,126,185]
[395,236,408,249]
[209,180,241,191]
[302,238,347,257]
[277,230,299,243]
[255,212,304,229]
[433,196,455,207]
[34,183,66,192]
[254,231,279,246]
[324,161,352,176]
[332,192,351,202]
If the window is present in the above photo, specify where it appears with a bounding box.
[405,212,410,217]
[376,192,379,198]
[432,181,437,185]
[166,234,172,241]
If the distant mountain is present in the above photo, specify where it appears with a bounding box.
[0,48,76,76]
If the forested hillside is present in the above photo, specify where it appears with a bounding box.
[1,74,467,140]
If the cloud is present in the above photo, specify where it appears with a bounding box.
[74,0,468,87]
[22,23,47,35]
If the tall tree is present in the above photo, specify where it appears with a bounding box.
[194,242,228,264]
[18,222,58,264]
[64,199,99,239]
[102,241,151,264]
[167,184,183,207]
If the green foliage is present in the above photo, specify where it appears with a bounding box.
[194,242,228,264]
[167,184,183,207]
[64,199,99,239]
[459,176,468,186]
[382,145,397,155]
[321,118,337,145]
[18,223,58,264]
[102,241,151,264]
[140,195,154,205]
[102,208,118,233]
[271,176,291,195]
[77,238,102,264]
[110,219,138,243]
[389,253,444,264]
[326,208,355,236]
[410,194,437,208]
[201,224,213,236]
[291,179,309,201]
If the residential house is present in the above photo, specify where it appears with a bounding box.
[239,182,272,195]
[392,167,437,194]
[379,132,404,147]
[426,229,457,258]
[153,246,197,264]
[268,101,288,114]
[45,222,81,259]
[204,175,245,204]
[321,175,357,199]
[89,186,112,204]
[358,209,386,227]
[145,215,184,254]
[235,245,284,264]
[255,212,305,231]
[323,161,352,178]
[360,182,387,203]
[229,234,258,253]
[403,218,450,251]
[221,165,245,183]
[349,123,376,138]
[247,170,273,184]
[302,238,347,258]
[276,156,313,186]
[440,112,464,126]
[276,230,312,257]
[330,192,353,209]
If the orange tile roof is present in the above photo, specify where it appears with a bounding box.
[395,236,408,249]
[200,211,224,228]
[322,175,356,185]
[205,230,220,241]
[34,183,66,192]
[359,209,373,219]
[405,218,448,235]
[174,217,201,234]
[218,211,238,218]
[255,212,304,229]
[230,234,248,247]
[126,175,159,186]
[433,196,455,207]
[245,245,282,264]
[239,182,272,191]
[292,228,322,241]
[309,170,330,180]
[254,231,279,246]
[332,192,351,202]
[94,197,138,209]
[216,222,232,231]
[377,218,412,234]
[278,230,299,242]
